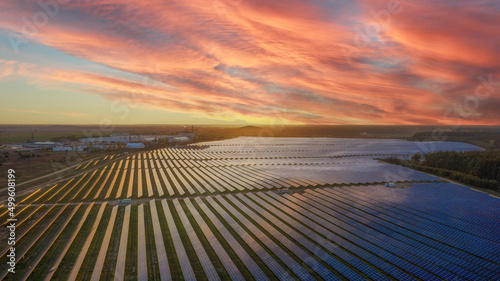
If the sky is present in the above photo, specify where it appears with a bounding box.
[0,0,499,125]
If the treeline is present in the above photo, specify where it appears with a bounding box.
[385,150,500,191]
[418,150,500,181]
[194,125,442,140]
[413,164,497,190]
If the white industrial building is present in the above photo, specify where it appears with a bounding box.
[23,141,58,148]
[177,132,196,139]
[80,133,195,147]
[169,136,190,143]
[53,146,85,152]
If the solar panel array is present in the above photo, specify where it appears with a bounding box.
[1,137,498,280]
[2,185,500,280]
[18,137,473,203]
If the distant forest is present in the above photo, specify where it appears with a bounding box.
[385,150,500,191]
[2,125,500,146]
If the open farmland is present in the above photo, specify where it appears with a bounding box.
[1,137,499,280]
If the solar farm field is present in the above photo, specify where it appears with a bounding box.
[1,137,499,280]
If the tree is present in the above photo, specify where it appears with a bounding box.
[411,153,421,164]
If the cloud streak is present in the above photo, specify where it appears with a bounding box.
[2,108,89,118]
[0,0,499,124]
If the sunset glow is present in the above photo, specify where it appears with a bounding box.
[0,0,499,125]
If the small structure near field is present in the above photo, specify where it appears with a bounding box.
[126,143,145,149]
[385,182,396,187]
[118,198,132,204]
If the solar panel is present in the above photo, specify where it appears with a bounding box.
[137,204,147,281]
[202,166,240,191]
[234,194,343,281]
[179,198,243,280]
[277,192,474,280]
[166,168,185,195]
[172,199,220,280]
[313,188,500,276]
[204,196,293,281]
[223,167,267,190]
[173,168,196,195]
[178,168,206,194]
[160,200,196,280]
[114,205,131,280]
[91,205,118,281]
[250,192,396,280]
[226,166,274,189]
[193,167,226,192]
[149,200,171,280]
[144,169,154,197]
[325,187,500,263]
[151,167,164,196]
[193,197,269,280]
[158,168,175,196]
[221,195,316,280]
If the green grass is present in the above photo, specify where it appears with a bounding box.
[84,169,108,200]
[100,206,125,280]
[129,168,138,199]
[76,205,112,280]
[245,193,351,279]
[178,200,231,280]
[163,199,208,280]
[124,205,137,280]
[189,198,256,280]
[224,195,323,280]
[211,196,300,280]
[0,205,33,225]
[155,200,184,280]
[137,168,146,199]
[72,171,99,201]
[106,168,124,200]
[120,169,131,199]
[0,205,62,264]
[199,197,279,280]
[11,206,50,238]
[59,173,91,202]
[1,205,72,279]
[143,203,161,280]
[173,169,199,197]
[28,185,58,204]
[254,192,393,280]
[22,205,86,279]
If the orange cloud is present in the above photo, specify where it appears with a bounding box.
[0,0,498,125]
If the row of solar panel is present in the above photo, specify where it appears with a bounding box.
[333,186,500,257]
[310,188,500,277]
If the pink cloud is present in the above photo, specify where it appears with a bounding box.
[0,0,498,124]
